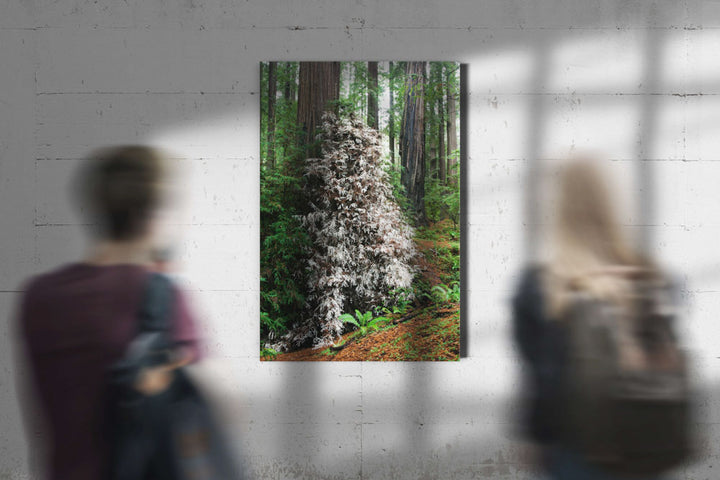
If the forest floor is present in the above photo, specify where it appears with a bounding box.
[269,220,460,362]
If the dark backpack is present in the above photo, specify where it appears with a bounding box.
[106,273,244,480]
[561,275,692,476]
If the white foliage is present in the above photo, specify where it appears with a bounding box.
[290,113,418,348]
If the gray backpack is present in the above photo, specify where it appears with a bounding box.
[561,276,692,475]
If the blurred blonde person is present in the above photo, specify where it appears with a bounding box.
[512,158,676,480]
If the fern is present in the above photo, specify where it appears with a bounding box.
[340,310,389,337]
[431,282,461,303]
[339,313,359,328]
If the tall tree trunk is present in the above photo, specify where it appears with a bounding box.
[400,61,427,225]
[284,62,295,102]
[297,62,341,159]
[388,61,395,165]
[282,62,296,160]
[425,124,439,182]
[367,61,379,130]
[260,62,266,169]
[427,65,436,179]
[446,67,458,185]
[438,65,446,184]
[267,61,277,169]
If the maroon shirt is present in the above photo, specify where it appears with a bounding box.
[16,263,202,480]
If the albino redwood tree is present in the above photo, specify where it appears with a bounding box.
[288,113,417,349]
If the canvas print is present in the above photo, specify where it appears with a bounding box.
[260,61,462,361]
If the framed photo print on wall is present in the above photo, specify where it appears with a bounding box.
[260,61,463,361]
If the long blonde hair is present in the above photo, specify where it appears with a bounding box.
[545,158,655,317]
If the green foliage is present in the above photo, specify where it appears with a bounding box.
[379,287,414,315]
[260,346,279,361]
[431,243,460,284]
[425,177,459,224]
[260,310,287,340]
[259,212,309,332]
[341,62,371,117]
[260,169,310,340]
[422,61,460,226]
[444,187,460,227]
[260,61,300,172]
[426,62,447,105]
[414,220,460,285]
[340,310,389,337]
[381,305,403,315]
[430,282,461,303]
[416,218,459,241]
[412,216,461,307]
[384,162,412,215]
[334,97,357,117]
[413,277,433,304]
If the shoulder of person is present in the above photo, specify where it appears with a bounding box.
[18,274,42,298]
[17,263,77,299]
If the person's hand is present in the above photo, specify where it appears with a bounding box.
[134,365,174,395]
[133,349,192,395]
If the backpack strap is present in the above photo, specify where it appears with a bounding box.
[111,273,175,379]
[137,272,175,335]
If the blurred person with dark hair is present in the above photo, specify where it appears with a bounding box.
[512,158,690,479]
[14,146,202,480]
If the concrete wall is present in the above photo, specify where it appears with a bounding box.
[2,1,720,478]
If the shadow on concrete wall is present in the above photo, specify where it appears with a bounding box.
[17,2,720,477]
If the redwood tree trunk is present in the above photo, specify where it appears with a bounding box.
[400,61,427,225]
[389,62,395,165]
[446,67,458,185]
[428,66,437,179]
[438,67,446,183]
[282,62,296,159]
[284,62,295,102]
[297,62,341,159]
[367,61,379,130]
[267,61,277,169]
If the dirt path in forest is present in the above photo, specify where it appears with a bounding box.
[267,220,460,362]
[271,303,459,361]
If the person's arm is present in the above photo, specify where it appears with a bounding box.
[512,267,546,365]
[13,279,51,477]
[169,286,203,362]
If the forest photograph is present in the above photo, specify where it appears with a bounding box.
[260,61,462,361]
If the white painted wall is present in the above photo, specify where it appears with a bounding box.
[2,1,720,478]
